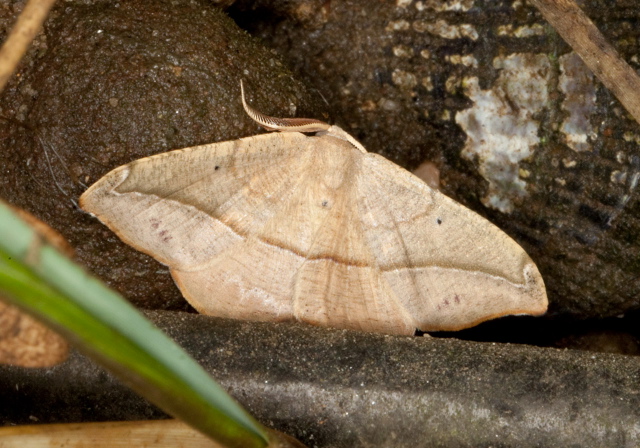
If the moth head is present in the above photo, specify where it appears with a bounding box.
[240,80,366,153]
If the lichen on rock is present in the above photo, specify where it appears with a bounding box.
[559,52,597,153]
[456,53,551,213]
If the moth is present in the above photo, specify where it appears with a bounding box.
[80,82,547,335]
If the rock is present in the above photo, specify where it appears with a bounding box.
[554,327,640,356]
[2,0,639,323]
[1,311,639,447]
[0,0,325,310]
[229,0,640,321]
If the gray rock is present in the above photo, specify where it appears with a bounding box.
[1,311,639,447]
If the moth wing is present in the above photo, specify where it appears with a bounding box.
[356,152,548,332]
[286,139,417,334]
[171,235,303,322]
[290,234,418,335]
[80,132,313,273]
[81,129,547,334]
[172,135,415,332]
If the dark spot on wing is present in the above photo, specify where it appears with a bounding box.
[158,230,173,243]
[436,217,442,225]
[436,295,461,311]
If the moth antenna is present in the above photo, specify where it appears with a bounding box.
[240,80,366,153]
[240,80,330,133]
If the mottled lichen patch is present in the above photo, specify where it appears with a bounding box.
[445,75,462,94]
[446,54,478,68]
[414,0,474,12]
[392,69,418,89]
[413,19,478,40]
[456,53,551,213]
[393,45,414,58]
[385,19,411,32]
[421,76,434,91]
[496,24,545,38]
[559,52,596,152]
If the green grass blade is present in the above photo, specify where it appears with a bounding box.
[0,201,268,448]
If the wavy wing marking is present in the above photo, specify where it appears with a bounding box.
[356,152,547,332]
[80,132,312,272]
[289,138,417,335]
[81,128,547,334]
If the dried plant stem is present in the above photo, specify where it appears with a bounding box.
[530,0,640,125]
[0,0,57,94]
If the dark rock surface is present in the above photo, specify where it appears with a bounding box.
[1,311,639,447]
[0,0,325,310]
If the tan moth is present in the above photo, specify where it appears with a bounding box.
[80,82,547,335]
